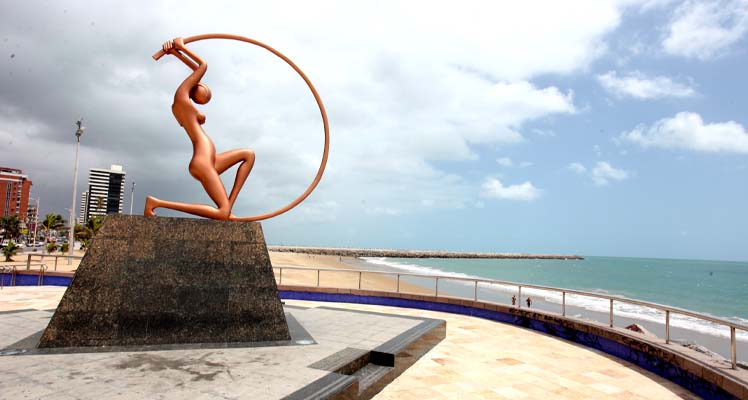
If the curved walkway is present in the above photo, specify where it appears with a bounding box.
[288,300,698,400]
[0,287,698,399]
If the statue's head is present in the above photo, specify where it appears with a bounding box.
[190,83,212,104]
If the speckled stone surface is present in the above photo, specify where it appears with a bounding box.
[38,215,290,348]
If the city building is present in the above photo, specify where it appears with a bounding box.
[83,164,126,223]
[78,191,88,225]
[0,166,32,218]
[25,200,38,237]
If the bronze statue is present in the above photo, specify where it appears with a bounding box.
[145,34,329,221]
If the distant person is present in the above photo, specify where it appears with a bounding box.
[511,295,516,306]
[526,297,532,308]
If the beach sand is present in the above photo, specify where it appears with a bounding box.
[269,252,432,295]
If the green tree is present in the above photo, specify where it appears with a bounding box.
[95,196,105,212]
[60,243,69,254]
[74,224,92,241]
[41,214,65,241]
[80,238,91,250]
[46,242,58,254]
[0,215,21,241]
[3,241,21,262]
[86,216,104,236]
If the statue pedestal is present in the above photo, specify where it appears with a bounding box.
[39,215,290,348]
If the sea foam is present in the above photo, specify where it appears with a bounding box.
[360,257,748,342]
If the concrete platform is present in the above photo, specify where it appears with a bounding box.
[0,287,445,400]
[0,287,707,399]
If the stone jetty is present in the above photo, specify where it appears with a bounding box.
[268,246,584,260]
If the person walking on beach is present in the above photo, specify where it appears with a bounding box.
[526,297,532,308]
[511,295,516,306]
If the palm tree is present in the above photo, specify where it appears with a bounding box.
[46,242,58,254]
[0,215,21,241]
[74,224,92,241]
[41,214,65,242]
[86,216,104,236]
[95,196,105,213]
[59,243,69,254]
[3,241,21,262]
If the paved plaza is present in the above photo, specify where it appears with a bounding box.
[0,287,699,399]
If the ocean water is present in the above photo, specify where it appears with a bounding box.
[362,256,748,341]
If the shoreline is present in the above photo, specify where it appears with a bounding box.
[269,251,747,363]
[268,245,584,260]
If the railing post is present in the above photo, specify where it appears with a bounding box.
[26,254,31,270]
[435,277,439,297]
[358,271,362,289]
[731,327,737,369]
[396,274,400,293]
[474,281,478,301]
[317,269,320,287]
[518,286,522,308]
[562,291,566,316]
[279,268,283,285]
[609,299,614,327]
[54,257,58,271]
[665,310,670,344]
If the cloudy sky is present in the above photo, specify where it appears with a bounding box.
[1,1,747,260]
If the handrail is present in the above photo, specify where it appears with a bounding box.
[0,265,18,288]
[273,265,745,369]
[25,253,84,271]
[37,264,48,286]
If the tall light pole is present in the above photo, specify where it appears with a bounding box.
[68,119,85,262]
[129,181,136,214]
[32,197,39,252]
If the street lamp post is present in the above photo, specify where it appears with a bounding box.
[32,197,39,252]
[129,181,135,214]
[68,119,85,263]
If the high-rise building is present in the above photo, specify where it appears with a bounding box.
[78,191,88,225]
[0,166,32,218]
[25,199,38,236]
[84,164,126,223]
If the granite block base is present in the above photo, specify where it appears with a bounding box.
[38,215,290,348]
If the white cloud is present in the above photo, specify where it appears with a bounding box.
[621,112,748,153]
[663,0,748,60]
[592,162,630,185]
[482,178,541,201]
[568,161,630,185]
[597,70,695,99]
[568,162,587,173]
[496,157,514,167]
[0,1,646,230]
[497,157,533,168]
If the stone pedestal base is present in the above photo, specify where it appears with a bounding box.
[38,215,290,348]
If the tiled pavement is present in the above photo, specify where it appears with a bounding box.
[288,300,700,400]
[0,287,699,399]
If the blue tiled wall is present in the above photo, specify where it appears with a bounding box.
[279,290,738,400]
[0,273,72,286]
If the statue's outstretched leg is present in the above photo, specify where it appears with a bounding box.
[144,166,232,219]
[215,148,255,209]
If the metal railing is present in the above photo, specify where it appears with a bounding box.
[25,254,83,271]
[273,265,747,369]
[0,266,17,289]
